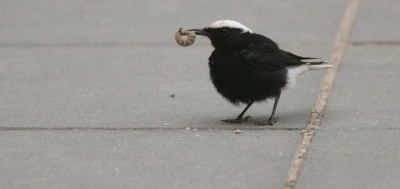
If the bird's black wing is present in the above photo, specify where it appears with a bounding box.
[233,34,318,71]
[280,49,319,60]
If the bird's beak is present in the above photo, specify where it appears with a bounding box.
[188,28,210,37]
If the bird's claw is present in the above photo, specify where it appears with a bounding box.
[256,117,279,126]
[222,116,252,124]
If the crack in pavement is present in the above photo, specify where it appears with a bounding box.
[0,127,302,131]
[283,0,362,188]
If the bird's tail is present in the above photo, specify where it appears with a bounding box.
[305,61,333,70]
[288,61,332,77]
[285,61,333,89]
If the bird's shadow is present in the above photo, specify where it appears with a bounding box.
[196,111,310,130]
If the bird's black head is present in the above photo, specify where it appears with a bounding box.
[189,20,255,52]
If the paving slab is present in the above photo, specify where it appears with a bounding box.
[350,0,400,42]
[0,1,359,189]
[296,39,400,187]
[0,130,300,189]
[296,129,400,189]
[0,45,331,129]
[0,0,348,45]
[318,45,400,130]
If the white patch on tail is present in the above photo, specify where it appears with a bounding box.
[283,62,333,89]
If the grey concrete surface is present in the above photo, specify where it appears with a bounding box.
[0,0,348,45]
[1,0,400,188]
[0,45,331,129]
[296,45,400,188]
[316,46,400,130]
[0,130,300,189]
[296,0,400,186]
[350,0,400,42]
[297,129,400,189]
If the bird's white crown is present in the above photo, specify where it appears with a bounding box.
[208,20,254,33]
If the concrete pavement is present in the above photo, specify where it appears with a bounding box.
[1,130,300,189]
[296,0,400,186]
[1,0,400,188]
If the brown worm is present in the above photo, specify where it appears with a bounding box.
[175,28,196,47]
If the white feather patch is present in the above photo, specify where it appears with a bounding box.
[284,64,333,89]
[208,20,254,33]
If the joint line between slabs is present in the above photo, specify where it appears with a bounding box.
[0,127,302,131]
[283,0,362,188]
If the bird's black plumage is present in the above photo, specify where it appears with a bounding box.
[189,20,330,125]
[209,48,287,105]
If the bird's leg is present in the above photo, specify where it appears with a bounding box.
[257,91,281,126]
[222,101,254,124]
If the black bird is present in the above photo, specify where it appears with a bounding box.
[189,20,332,125]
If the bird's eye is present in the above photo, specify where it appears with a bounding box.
[219,29,228,36]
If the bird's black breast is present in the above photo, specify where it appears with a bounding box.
[208,50,287,105]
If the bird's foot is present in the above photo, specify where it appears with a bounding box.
[256,117,278,126]
[222,116,252,124]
